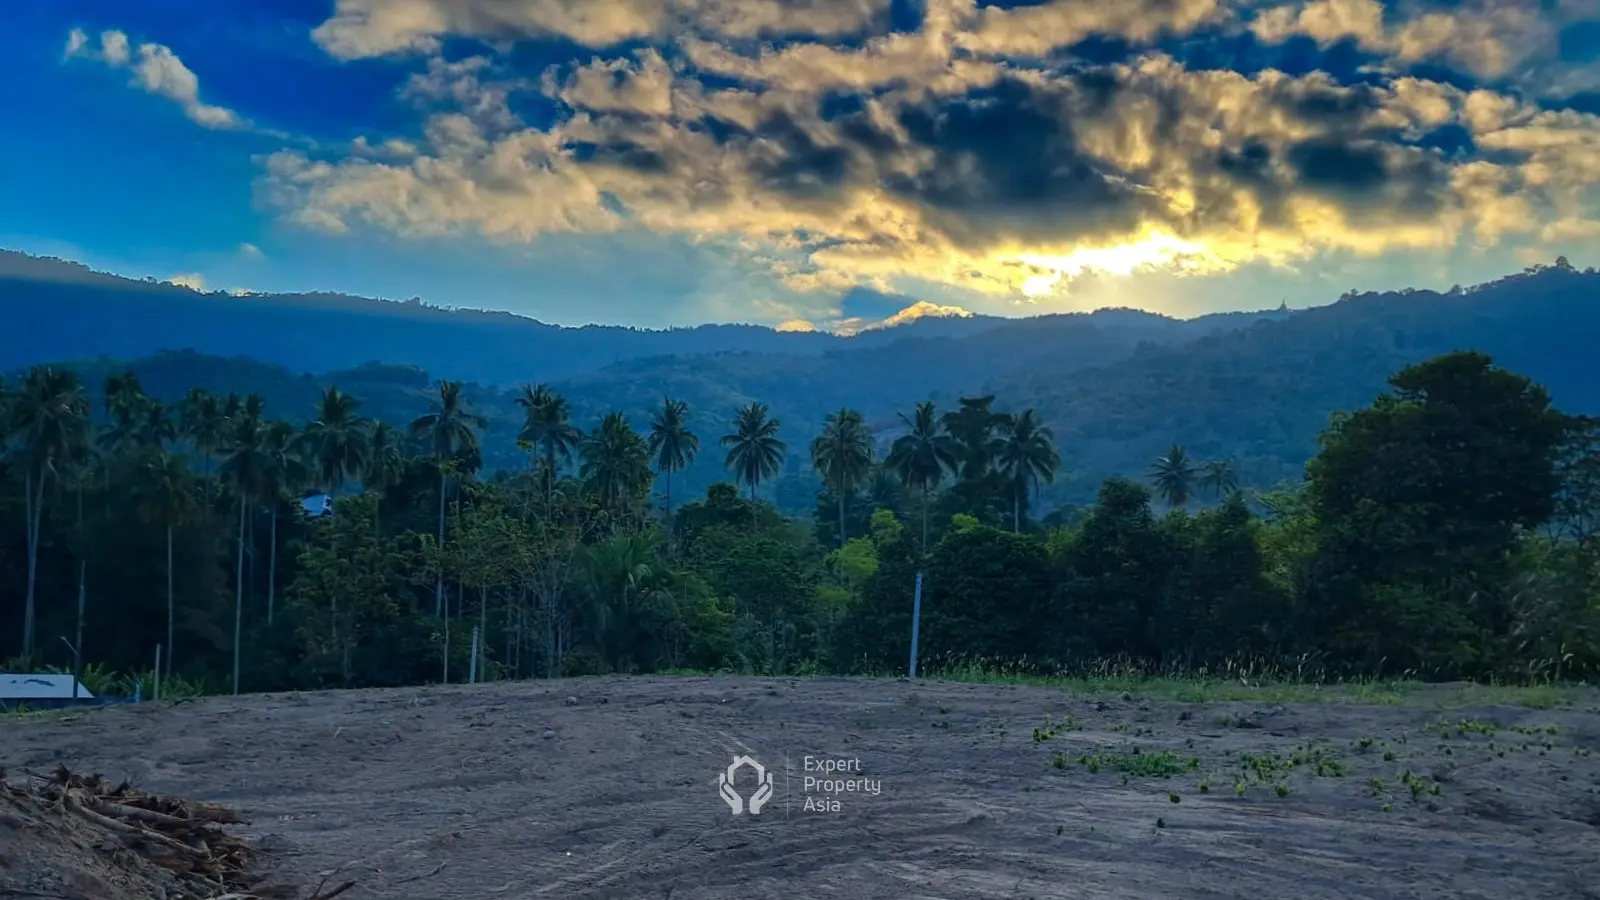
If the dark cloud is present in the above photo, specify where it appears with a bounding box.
[881,76,1148,245]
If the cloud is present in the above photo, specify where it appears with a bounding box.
[310,0,895,59]
[239,242,265,259]
[65,28,245,130]
[167,273,208,291]
[258,1,1600,312]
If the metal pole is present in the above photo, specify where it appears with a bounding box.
[61,637,80,699]
[909,571,923,679]
[469,626,481,684]
[154,645,162,702]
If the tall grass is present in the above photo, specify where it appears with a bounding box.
[917,653,1587,709]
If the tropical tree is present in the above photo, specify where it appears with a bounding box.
[721,402,786,514]
[647,397,698,528]
[410,381,486,616]
[515,384,580,512]
[10,366,91,657]
[218,400,272,694]
[994,408,1060,532]
[1199,459,1239,500]
[580,412,653,520]
[98,372,147,459]
[178,387,227,477]
[1150,443,1197,509]
[362,421,408,536]
[296,387,370,494]
[941,395,1009,483]
[579,532,671,672]
[137,400,179,450]
[131,450,199,676]
[260,420,308,625]
[885,401,958,551]
[811,408,875,546]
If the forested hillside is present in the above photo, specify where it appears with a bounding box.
[16,261,1599,511]
[2,347,1596,700]
[0,250,1266,386]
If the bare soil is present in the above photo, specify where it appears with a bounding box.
[3,676,1599,899]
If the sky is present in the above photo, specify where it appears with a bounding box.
[4,0,1599,331]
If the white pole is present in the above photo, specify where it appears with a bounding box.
[469,626,481,684]
[909,571,923,679]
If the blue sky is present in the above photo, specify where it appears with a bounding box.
[4,0,1599,330]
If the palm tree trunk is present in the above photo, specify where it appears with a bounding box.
[74,482,86,689]
[1014,490,1021,533]
[544,448,555,516]
[920,485,930,554]
[838,490,847,547]
[267,509,279,625]
[22,469,47,658]
[479,584,489,680]
[435,469,447,617]
[663,468,673,551]
[442,592,451,685]
[232,495,246,696]
[165,524,175,678]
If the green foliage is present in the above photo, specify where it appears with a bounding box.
[1,349,1597,700]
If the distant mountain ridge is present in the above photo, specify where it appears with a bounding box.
[0,249,1287,385]
[7,249,1595,514]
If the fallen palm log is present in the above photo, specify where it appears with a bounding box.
[0,764,352,900]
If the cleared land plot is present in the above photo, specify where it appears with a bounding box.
[3,676,1599,899]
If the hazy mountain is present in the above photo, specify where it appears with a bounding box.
[15,252,1595,513]
[0,250,1281,386]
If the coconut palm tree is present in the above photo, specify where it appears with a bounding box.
[219,400,271,694]
[1150,443,1198,509]
[98,372,147,459]
[178,388,227,477]
[647,397,698,529]
[363,421,407,536]
[721,402,786,520]
[885,401,958,552]
[296,386,369,494]
[137,399,179,450]
[995,408,1060,532]
[941,395,1008,483]
[579,532,668,672]
[410,381,486,617]
[811,408,874,546]
[515,383,580,513]
[1199,459,1239,500]
[260,420,308,626]
[10,366,91,657]
[131,450,198,677]
[580,411,652,520]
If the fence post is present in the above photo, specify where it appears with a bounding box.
[154,645,162,702]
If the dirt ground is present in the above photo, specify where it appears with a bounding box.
[3,676,1599,900]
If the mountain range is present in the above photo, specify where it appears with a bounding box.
[3,249,1596,512]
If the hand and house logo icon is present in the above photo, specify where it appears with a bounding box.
[717,754,774,815]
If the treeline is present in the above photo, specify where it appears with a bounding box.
[1,350,1597,695]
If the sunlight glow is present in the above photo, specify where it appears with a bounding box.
[1016,230,1224,297]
